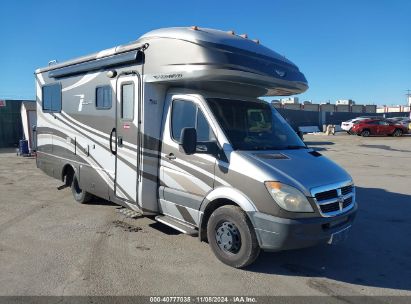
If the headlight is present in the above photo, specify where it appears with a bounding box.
[265,181,314,212]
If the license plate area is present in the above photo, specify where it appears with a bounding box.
[322,216,349,230]
[328,225,351,245]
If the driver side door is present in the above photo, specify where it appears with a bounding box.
[160,97,217,226]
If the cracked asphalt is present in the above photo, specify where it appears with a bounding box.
[0,133,410,300]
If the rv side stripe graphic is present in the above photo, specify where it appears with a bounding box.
[38,135,116,185]
[175,205,196,225]
[44,110,162,158]
[36,145,134,201]
[140,171,158,183]
[38,121,154,183]
[61,111,162,154]
[60,112,109,140]
[38,130,157,199]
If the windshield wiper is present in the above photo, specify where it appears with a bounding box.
[237,145,308,151]
[283,145,308,150]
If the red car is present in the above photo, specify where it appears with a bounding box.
[351,119,407,137]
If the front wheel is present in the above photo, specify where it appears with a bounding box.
[207,205,260,268]
[361,130,370,137]
[71,174,92,204]
[393,129,403,137]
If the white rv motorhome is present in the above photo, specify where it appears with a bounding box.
[35,27,356,268]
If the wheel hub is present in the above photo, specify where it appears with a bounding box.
[215,221,241,253]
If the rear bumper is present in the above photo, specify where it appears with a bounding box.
[247,203,357,251]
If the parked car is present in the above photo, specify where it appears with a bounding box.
[340,116,381,134]
[387,117,411,130]
[351,119,408,137]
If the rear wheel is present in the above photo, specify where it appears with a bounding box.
[207,205,260,268]
[393,129,403,137]
[361,129,370,137]
[71,174,92,204]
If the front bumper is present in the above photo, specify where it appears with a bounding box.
[247,203,357,251]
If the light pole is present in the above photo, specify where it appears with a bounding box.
[407,90,411,118]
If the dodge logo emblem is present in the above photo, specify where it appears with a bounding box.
[338,196,344,211]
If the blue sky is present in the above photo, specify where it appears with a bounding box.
[0,0,410,105]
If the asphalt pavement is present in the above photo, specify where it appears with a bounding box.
[0,134,410,299]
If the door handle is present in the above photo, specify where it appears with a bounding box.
[110,128,117,155]
[165,153,176,160]
[117,136,123,147]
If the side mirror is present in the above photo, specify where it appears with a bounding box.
[180,127,197,155]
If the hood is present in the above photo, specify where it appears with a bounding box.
[238,149,352,196]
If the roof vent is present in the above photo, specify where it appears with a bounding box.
[252,39,260,44]
[191,26,199,31]
[48,60,58,66]
[239,34,248,39]
[227,30,235,35]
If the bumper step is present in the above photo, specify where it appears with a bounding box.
[155,215,198,235]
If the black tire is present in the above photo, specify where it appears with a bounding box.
[71,174,92,204]
[207,205,260,268]
[393,129,403,137]
[361,129,370,137]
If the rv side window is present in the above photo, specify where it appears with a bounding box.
[96,86,112,109]
[121,83,134,120]
[171,99,214,142]
[42,83,62,112]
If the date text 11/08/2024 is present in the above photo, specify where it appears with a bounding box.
[149,296,257,303]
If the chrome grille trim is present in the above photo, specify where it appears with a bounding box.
[311,181,355,217]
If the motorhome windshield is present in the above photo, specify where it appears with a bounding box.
[206,98,306,151]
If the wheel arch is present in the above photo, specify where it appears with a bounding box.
[198,187,257,242]
[61,163,77,186]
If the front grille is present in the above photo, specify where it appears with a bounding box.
[320,202,339,213]
[314,184,355,217]
[341,185,353,195]
[315,189,338,201]
[343,196,352,208]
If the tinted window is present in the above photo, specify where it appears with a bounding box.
[42,83,61,112]
[366,120,380,125]
[96,86,112,109]
[197,110,215,141]
[172,100,196,142]
[121,83,134,120]
[206,98,305,151]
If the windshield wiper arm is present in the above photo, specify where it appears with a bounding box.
[284,145,308,150]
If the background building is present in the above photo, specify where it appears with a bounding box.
[0,99,35,148]
[336,99,355,105]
